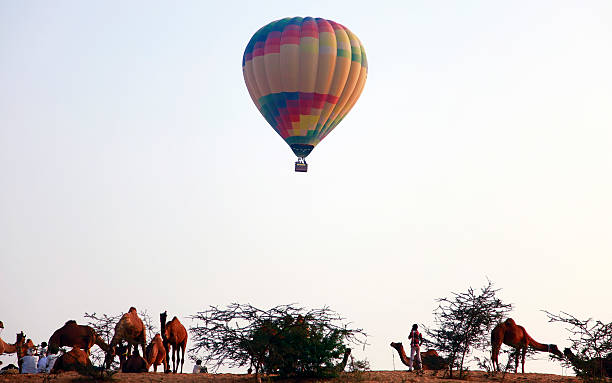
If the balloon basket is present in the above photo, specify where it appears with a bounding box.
[295,161,308,172]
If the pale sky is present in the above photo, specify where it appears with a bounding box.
[1,0,611,375]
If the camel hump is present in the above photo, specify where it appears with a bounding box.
[129,307,137,313]
[505,318,516,325]
[65,320,77,325]
[172,316,179,321]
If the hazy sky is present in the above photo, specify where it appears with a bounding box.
[1,0,611,375]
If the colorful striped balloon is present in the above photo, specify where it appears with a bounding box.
[242,17,368,161]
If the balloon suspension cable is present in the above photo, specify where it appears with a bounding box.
[294,157,308,172]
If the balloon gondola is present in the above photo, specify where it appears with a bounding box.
[242,17,368,172]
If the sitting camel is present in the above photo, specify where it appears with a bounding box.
[491,318,563,373]
[49,320,110,355]
[564,348,612,378]
[390,342,448,370]
[160,311,187,373]
[51,347,92,373]
[146,334,168,372]
[122,349,148,373]
[107,307,146,368]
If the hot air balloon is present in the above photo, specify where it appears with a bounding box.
[242,17,368,172]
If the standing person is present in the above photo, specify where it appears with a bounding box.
[408,324,423,371]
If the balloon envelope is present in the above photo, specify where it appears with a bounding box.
[242,17,368,159]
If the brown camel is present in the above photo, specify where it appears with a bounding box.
[145,334,168,372]
[51,347,92,373]
[0,332,26,356]
[564,348,612,378]
[0,334,19,355]
[491,318,563,373]
[390,342,448,370]
[160,311,188,373]
[107,307,146,368]
[48,320,110,355]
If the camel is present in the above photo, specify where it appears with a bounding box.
[160,311,187,373]
[122,349,148,373]
[0,333,23,355]
[48,320,111,355]
[145,334,168,372]
[564,348,612,378]
[51,347,92,373]
[491,318,563,373]
[107,307,146,368]
[390,342,448,370]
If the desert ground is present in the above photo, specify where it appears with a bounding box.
[0,370,587,383]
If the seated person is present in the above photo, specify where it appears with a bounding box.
[45,346,60,373]
[20,349,38,374]
[193,359,207,373]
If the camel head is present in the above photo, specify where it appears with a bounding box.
[548,344,564,358]
[390,342,403,351]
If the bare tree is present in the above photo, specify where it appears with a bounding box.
[544,311,612,379]
[424,280,512,378]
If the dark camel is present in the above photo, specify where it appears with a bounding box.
[107,307,147,368]
[122,349,148,373]
[160,311,188,373]
[564,348,612,378]
[390,342,448,370]
[491,318,563,373]
[146,334,168,372]
[51,347,92,373]
[48,320,110,354]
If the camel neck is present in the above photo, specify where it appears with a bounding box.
[393,344,411,367]
[529,336,550,352]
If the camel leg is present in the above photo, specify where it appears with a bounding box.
[514,349,520,373]
[174,347,178,373]
[171,346,176,373]
[180,344,185,373]
[491,344,500,371]
[521,347,526,374]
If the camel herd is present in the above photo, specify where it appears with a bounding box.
[2,313,611,377]
[0,307,188,374]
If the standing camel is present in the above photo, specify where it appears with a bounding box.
[160,311,188,373]
[106,307,146,368]
[491,318,563,373]
[49,320,110,355]
[145,334,168,372]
